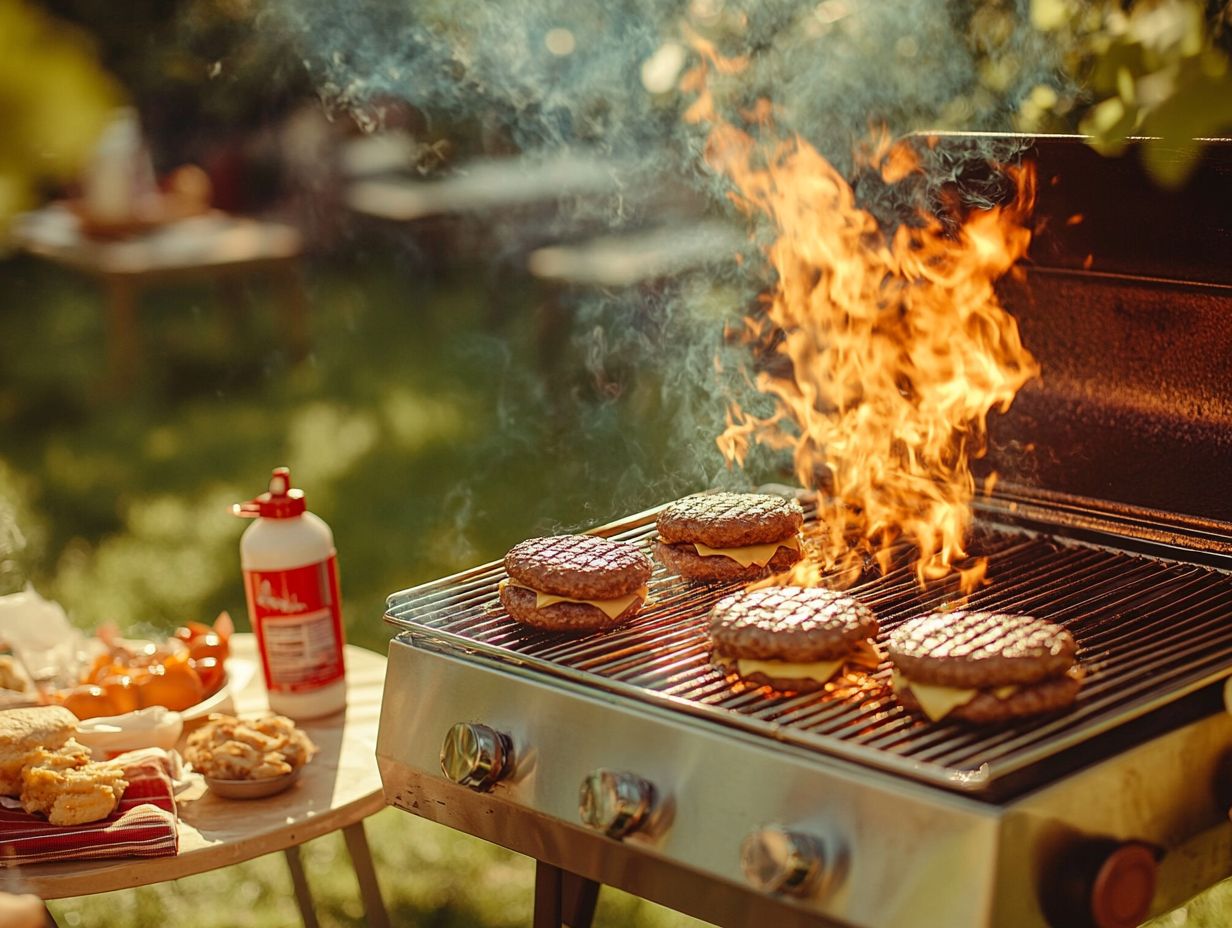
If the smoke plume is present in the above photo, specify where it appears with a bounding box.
[260,0,1067,522]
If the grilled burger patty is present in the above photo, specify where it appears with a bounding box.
[504,534,651,601]
[654,540,801,582]
[888,611,1082,723]
[894,670,1083,723]
[499,583,643,631]
[656,492,804,548]
[655,492,804,580]
[709,587,879,662]
[500,534,652,632]
[887,611,1077,689]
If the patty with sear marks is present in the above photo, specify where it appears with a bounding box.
[654,540,802,582]
[888,611,1077,689]
[709,586,879,663]
[656,493,804,548]
[504,534,651,601]
[499,583,643,632]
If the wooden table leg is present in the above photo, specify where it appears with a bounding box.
[283,846,320,928]
[272,261,310,363]
[102,275,140,394]
[533,861,564,928]
[341,821,390,928]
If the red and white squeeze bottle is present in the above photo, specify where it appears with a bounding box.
[233,467,346,719]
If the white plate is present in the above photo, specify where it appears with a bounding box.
[181,657,257,721]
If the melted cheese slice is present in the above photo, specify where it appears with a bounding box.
[501,580,648,620]
[693,534,802,567]
[891,671,1017,722]
[728,640,881,683]
[735,657,844,683]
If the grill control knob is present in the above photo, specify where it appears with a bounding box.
[578,769,655,839]
[440,723,513,791]
[741,826,824,897]
[1042,837,1160,928]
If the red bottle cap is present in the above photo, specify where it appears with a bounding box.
[233,467,306,519]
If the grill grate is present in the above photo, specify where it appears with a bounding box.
[386,502,1232,793]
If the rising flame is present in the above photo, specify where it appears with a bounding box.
[685,40,1038,590]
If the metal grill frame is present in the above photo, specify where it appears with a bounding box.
[385,492,1232,796]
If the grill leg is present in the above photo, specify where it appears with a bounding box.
[562,871,601,928]
[533,861,563,928]
[284,846,320,928]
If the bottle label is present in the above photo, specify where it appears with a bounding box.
[244,556,346,693]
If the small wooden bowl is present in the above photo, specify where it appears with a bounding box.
[204,766,301,799]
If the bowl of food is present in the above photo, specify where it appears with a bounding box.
[204,766,301,800]
[51,614,242,720]
[184,713,316,801]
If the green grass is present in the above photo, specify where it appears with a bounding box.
[1,245,728,927]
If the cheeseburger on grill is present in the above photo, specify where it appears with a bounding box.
[888,611,1083,723]
[655,492,804,582]
[709,586,880,692]
[499,534,652,632]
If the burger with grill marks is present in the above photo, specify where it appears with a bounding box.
[888,611,1083,723]
[499,534,652,632]
[709,586,881,692]
[655,492,804,582]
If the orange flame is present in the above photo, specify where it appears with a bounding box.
[688,46,1038,590]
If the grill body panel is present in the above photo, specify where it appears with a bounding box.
[377,631,1232,928]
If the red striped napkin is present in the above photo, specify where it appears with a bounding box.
[0,748,178,866]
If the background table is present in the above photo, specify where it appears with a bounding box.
[19,635,389,928]
[9,206,307,392]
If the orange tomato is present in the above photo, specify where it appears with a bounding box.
[59,685,120,720]
[188,632,227,663]
[84,654,123,684]
[137,662,205,711]
[192,656,225,695]
[173,621,213,644]
[100,674,141,714]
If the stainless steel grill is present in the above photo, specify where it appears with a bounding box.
[377,136,1232,928]
[386,498,1232,797]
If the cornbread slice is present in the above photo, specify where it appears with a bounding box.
[20,745,127,825]
[0,706,78,796]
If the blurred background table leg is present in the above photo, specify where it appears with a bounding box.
[271,260,309,363]
[101,274,140,393]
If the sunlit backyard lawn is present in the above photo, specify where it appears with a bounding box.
[0,237,727,927]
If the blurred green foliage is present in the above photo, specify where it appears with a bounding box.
[1024,0,1232,185]
[0,0,119,225]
